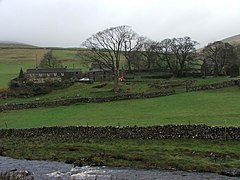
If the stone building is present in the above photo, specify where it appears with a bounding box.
[25,67,82,84]
[88,63,113,82]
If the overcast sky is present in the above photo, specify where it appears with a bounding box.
[0,0,240,47]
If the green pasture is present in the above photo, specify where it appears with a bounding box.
[0,80,160,105]
[1,137,240,173]
[0,48,86,88]
[0,76,232,105]
[0,48,46,87]
[0,87,239,129]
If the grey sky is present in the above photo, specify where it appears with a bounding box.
[0,0,240,47]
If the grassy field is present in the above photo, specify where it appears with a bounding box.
[0,49,47,88]
[1,136,239,173]
[0,74,232,105]
[0,48,87,88]
[0,87,239,129]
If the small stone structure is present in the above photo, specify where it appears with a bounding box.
[0,125,240,141]
[88,62,113,82]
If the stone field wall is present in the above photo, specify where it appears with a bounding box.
[0,125,239,141]
[186,80,239,92]
[0,89,175,112]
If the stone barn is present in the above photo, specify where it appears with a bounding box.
[88,63,113,82]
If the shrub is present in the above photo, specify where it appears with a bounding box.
[230,64,240,77]
[52,80,62,88]
[63,80,74,87]
[0,88,9,98]
[32,86,51,95]
[9,79,21,89]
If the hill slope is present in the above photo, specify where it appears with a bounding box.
[0,41,36,48]
[222,34,240,45]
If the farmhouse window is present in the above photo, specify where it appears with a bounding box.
[39,73,42,77]
[61,73,64,76]
[54,73,57,76]
[47,73,50,77]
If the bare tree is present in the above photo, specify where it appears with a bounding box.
[82,25,136,92]
[39,50,62,68]
[141,39,159,70]
[155,39,174,73]
[171,37,198,76]
[123,35,145,72]
[156,37,198,77]
[130,51,146,71]
[202,41,237,75]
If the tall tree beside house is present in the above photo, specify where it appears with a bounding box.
[155,37,199,77]
[82,25,138,92]
[202,41,237,76]
[39,50,62,68]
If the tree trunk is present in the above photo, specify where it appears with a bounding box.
[214,65,219,76]
[127,58,132,72]
[113,70,120,93]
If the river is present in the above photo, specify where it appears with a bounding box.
[0,156,238,179]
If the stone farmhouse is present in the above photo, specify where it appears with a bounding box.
[24,62,120,84]
[25,67,82,84]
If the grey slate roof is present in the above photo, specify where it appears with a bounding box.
[26,68,81,74]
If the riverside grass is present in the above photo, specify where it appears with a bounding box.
[1,136,240,173]
[0,87,239,129]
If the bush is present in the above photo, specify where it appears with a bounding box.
[230,64,240,77]
[32,86,52,95]
[9,79,22,89]
[63,80,74,87]
[0,88,9,98]
[52,80,62,88]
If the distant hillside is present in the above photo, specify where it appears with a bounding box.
[222,34,240,46]
[0,41,37,48]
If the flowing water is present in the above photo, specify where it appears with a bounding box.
[0,156,238,180]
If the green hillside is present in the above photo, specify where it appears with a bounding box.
[0,48,88,88]
[0,87,239,129]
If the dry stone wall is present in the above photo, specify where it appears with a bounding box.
[186,80,239,92]
[0,89,175,112]
[0,125,240,141]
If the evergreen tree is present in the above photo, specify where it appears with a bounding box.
[18,68,24,79]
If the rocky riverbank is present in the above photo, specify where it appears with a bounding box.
[0,156,239,180]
